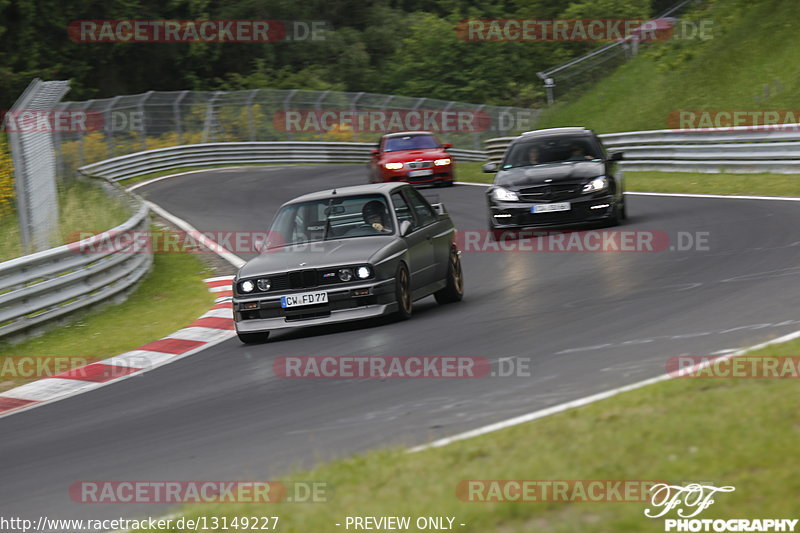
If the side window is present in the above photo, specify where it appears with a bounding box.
[391,192,415,230]
[404,188,437,227]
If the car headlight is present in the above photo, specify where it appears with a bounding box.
[356,265,372,279]
[256,278,271,291]
[491,187,519,202]
[338,268,354,282]
[434,158,451,166]
[240,280,255,293]
[384,162,404,170]
[583,176,608,192]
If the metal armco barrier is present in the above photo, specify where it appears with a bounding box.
[77,142,488,181]
[484,124,800,173]
[0,200,152,340]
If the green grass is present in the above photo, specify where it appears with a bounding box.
[536,0,800,133]
[625,171,800,196]
[140,334,800,532]
[0,251,216,393]
[0,180,131,261]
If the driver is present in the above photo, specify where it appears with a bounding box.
[567,143,593,161]
[362,200,392,233]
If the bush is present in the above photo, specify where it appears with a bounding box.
[0,134,14,217]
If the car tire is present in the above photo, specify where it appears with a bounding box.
[395,262,413,320]
[237,331,270,344]
[434,248,464,304]
[443,179,454,187]
[606,204,621,227]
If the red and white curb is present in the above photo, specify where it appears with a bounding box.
[0,275,236,418]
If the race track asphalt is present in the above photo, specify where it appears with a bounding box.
[1,164,798,523]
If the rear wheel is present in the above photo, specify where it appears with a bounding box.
[395,263,413,319]
[434,248,464,304]
[237,331,270,344]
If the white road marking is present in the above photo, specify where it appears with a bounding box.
[1,378,103,402]
[127,166,284,192]
[408,327,800,452]
[145,201,246,268]
[166,327,232,342]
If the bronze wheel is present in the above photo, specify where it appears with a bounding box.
[395,263,412,319]
[434,248,464,304]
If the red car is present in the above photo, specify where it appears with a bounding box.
[369,131,455,187]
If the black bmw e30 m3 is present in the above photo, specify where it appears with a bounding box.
[483,127,626,230]
[232,183,464,344]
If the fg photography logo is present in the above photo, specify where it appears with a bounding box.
[645,483,799,532]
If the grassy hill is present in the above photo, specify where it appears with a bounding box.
[536,0,800,133]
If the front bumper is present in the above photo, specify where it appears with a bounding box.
[233,278,397,333]
[488,194,617,229]
[381,165,453,184]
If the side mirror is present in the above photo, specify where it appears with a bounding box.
[442,143,452,149]
[430,202,447,216]
[482,161,498,173]
[399,220,413,237]
[609,151,624,161]
[370,149,379,155]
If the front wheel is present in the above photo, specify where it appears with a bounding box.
[395,263,413,319]
[434,248,464,304]
[237,331,270,344]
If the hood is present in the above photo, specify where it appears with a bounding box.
[494,161,605,189]
[381,148,449,163]
[237,236,396,278]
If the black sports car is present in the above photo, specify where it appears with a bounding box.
[232,183,464,343]
[484,127,626,230]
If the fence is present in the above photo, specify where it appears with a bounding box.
[7,79,71,252]
[537,0,698,104]
[54,89,538,176]
[484,124,800,173]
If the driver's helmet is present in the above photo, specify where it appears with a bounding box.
[362,200,388,226]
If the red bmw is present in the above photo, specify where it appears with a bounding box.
[369,131,455,187]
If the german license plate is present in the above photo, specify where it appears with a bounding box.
[531,202,571,213]
[281,291,328,308]
[408,169,433,177]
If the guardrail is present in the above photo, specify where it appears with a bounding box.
[484,125,800,173]
[0,190,152,340]
[78,142,488,182]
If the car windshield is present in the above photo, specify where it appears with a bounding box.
[266,194,394,248]
[502,136,603,169]
[383,135,440,152]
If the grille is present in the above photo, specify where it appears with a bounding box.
[519,182,583,202]
[406,160,433,169]
[288,269,319,289]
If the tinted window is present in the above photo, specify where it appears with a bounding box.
[503,136,602,169]
[404,188,437,227]
[392,191,415,230]
[384,135,440,152]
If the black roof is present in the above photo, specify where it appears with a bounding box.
[517,127,592,139]
[381,130,436,138]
